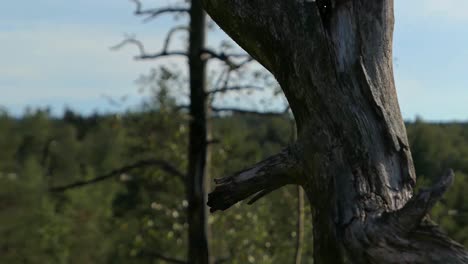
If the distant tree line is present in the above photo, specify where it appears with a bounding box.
[0,105,467,263]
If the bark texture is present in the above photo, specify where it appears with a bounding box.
[203,0,468,263]
[187,0,210,263]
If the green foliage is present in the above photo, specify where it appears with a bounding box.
[2,104,468,263]
[407,120,468,247]
[0,110,124,263]
[210,115,313,263]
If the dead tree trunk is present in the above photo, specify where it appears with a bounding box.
[203,0,468,263]
[187,0,210,263]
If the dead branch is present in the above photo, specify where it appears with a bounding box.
[49,159,184,192]
[163,26,189,52]
[111,34,188,60]
[130,0,189,22]
[202,48,253,69]
[111,34,146,54]
[111,33,253,68]
[208,147,304,212]
[207,85,265,95]
[210,106,290,117]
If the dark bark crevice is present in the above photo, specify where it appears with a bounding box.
[316,0,334,30]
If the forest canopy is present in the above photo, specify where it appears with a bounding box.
[1,106,467,263]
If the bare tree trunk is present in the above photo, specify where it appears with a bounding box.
[187,0,210,263]
[203,0,468,263]
[294,186,304,264]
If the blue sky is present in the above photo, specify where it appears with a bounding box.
[0,0,467,121]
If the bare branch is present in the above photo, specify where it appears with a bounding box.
[208,68,229,105]
[49,159,184,192]
[138,51,188,60]
[247,187,276,205]
[210,106,290,117]
[233,56,255,69]
[202,49,249,59]
[130,0,189,22]
[138,250,186,264]
[163,26,189,52]
[113,2,190,62]
[208,147,304,212]
[212,68,229,92]
[201,48,253,69]
[111,35,188,60]
[111,35,146,55]
[111,35,252,67]
[207,85,265,95]
[142,7,189,23]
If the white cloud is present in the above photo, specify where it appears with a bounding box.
[413,0,468,22]
[423,0,468,21]
[0,23,184,106]
[396,0,468,22]
[396,77,468,121]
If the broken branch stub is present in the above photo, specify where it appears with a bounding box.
[341,170,468,263]
[208,147,303,212]
[390,169,455,231]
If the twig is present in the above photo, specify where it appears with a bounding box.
[202,48,252,69]
[111,35,146,55]
[139,51,188,60]
[163,26,189,52]
[130,0,189,22]
[207,85,265,95]
[210,106,290,117]
[49,159,185,192]
[111,35,189,60]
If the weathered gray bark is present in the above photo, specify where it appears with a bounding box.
[204,0,468,263]
[187,0,211,263]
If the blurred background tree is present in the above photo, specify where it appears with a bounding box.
[1,1,468,263]
[2,98,468,263]
[111,0,288,262]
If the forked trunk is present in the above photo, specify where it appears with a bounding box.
[203,0,468,263]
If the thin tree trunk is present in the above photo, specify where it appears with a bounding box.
[294,186,304,264]
[187,0,210,263]
[203,0,468,263]
[290,117,304,264]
